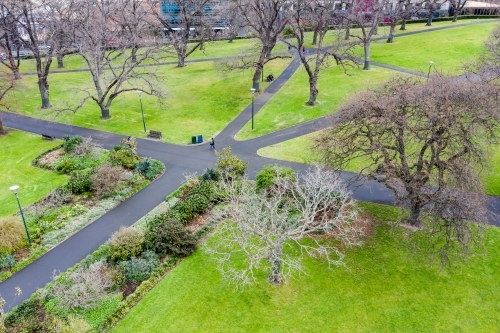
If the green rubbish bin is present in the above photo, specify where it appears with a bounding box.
[191,136,197,144]
[198,135,203,144]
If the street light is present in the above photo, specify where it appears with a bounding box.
[250,88,256,130]
[137,90,146,133]
[9,185,32,247]
[427,61,434,82]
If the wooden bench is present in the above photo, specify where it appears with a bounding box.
[148,130,162,139]
[42,134,55,141]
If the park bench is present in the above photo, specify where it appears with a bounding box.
[148,130,162,139]
[42,134,55,141]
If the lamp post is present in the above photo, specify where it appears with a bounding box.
[10,185,32,247]
[427,61,434,82]
[250,88,256,130]
[137,90,146,133]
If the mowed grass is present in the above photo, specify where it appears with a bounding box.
[361,22,498,74]
[303,18,499,48]
[18,38,288,74]
[111,204,500,332]
[258,132,500,196]
[0,130,68,218]
[236,65,397,140]
[5,59,290,144]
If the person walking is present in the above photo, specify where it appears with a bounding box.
[210,137,215,150]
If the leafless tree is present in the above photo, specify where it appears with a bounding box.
[340,0,387,70]
[206,166,364,285]
[421,0,445,26]
[448,0,468,22]
[146,0,211,67]
[386,0,424,42]
[215,0,246,43]
[465,23,500,83]
[0,11,22,80]
[68,0,166,119]
[281,0,358,105]
[315,76,500,262]
[0,66,14,135]
[0,0,58,108]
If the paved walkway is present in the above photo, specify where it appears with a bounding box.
[1,20,500,311]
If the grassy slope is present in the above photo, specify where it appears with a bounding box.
[363,22,498,74]
[111,203,500,332]
[5,59,290,144]
[236,66,397,140]
[0,130,68,218]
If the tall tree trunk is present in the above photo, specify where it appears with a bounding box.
[0,116,5,135]
[307,76,318,105]
[312,28,319,45]
[400,19,407,30]
[100,105,110,119]
[57,52,64,68]
[253,62,263,92]
[408,203,422,226]
[200,39,205,51]
[345,23,350,40]
[268,243,283,285]
[363,42,370,70]
[4,35,21,79]
[426,14,433,26]
[131,45,138,63]
[176,48,186,67]
[453,11,458,22]
[38,76,50,108]
[387,24,396,43]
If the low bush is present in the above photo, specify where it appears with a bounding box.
[66,169,93,194]
[135,158,164,180]
[148,219,197,257]
[200,168,220,181]
[216,147,248,180]
[109,149,138,169]
[256,164,296,192]
[3,297,56,332]
[108,226,145,262]
[63,135,83,154]
[0,253,15,270]
[0,216,27,254]
[119,251,159,284]
[91,162,124,198]
[55,157,78,174]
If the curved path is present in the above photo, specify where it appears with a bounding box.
[1,20,500,311]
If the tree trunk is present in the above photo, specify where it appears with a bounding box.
[345,24,350,40]
[0,116,5,135]
[4,36,21,79]
[408,204,422,226]
[363,42,370,70]
[175,45,187,67]
[453,11,458,22]
[307,76,318,105]
[312,28,319,45]
[57,52,64,68]
[400,19,407,31]
[38,76,50,108]
[100,106,110,119]
[387,24,396,43]
[268,243,283,284]
[252,63,262,92]
[426,15,433,26]
[200,40,205,51]
[131,45,138,63]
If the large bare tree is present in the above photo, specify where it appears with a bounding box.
[206,166,363,285]
[0,11,22,80]
[448,0,467,22]
[315,76,500,262]
[146,0,211,67]
[0,70,15,135]
[69,0,165,119]
[281,0,358,105]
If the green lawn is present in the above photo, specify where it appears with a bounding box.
[362,22,498,74]
[5,59,290,144]
[258,132,500,196]
[111,203,500,332]
[17,38,288,74]
[0,130,68,218]
[236,66,398,140]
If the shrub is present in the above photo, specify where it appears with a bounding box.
[70,136,102,158]
[4,297,40,331]
[188,180,215,201]
[109,149,138,169]
[47,260,115,311]
[167,193,209,225]
[119,251,159,283]
[91,162,124,198]
[108,226,145,262]
[135,158,164,180]
[0,216,27,254]
[149,219,197,257]
[200,168,220,181]
[63,135,83,153]
[55,158,78,174]
[66,169,93,194]
[216,147,248,180]
[256,164,297,192]
[0,253,15,269]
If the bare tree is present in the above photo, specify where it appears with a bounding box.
[0,11,22,80]
[206,166,364,285]
[422,0,445,26]
[68,0,165,119]
[0,67,15,135]
[215,0,246,43]
[448,0,468,22]
[386,0,424,42]
[465,22,500,82]
[1,0,57,108]
[315,76,500,261]
[281,0,358,105]
[340,0,387,70]
[146,0,211,67]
